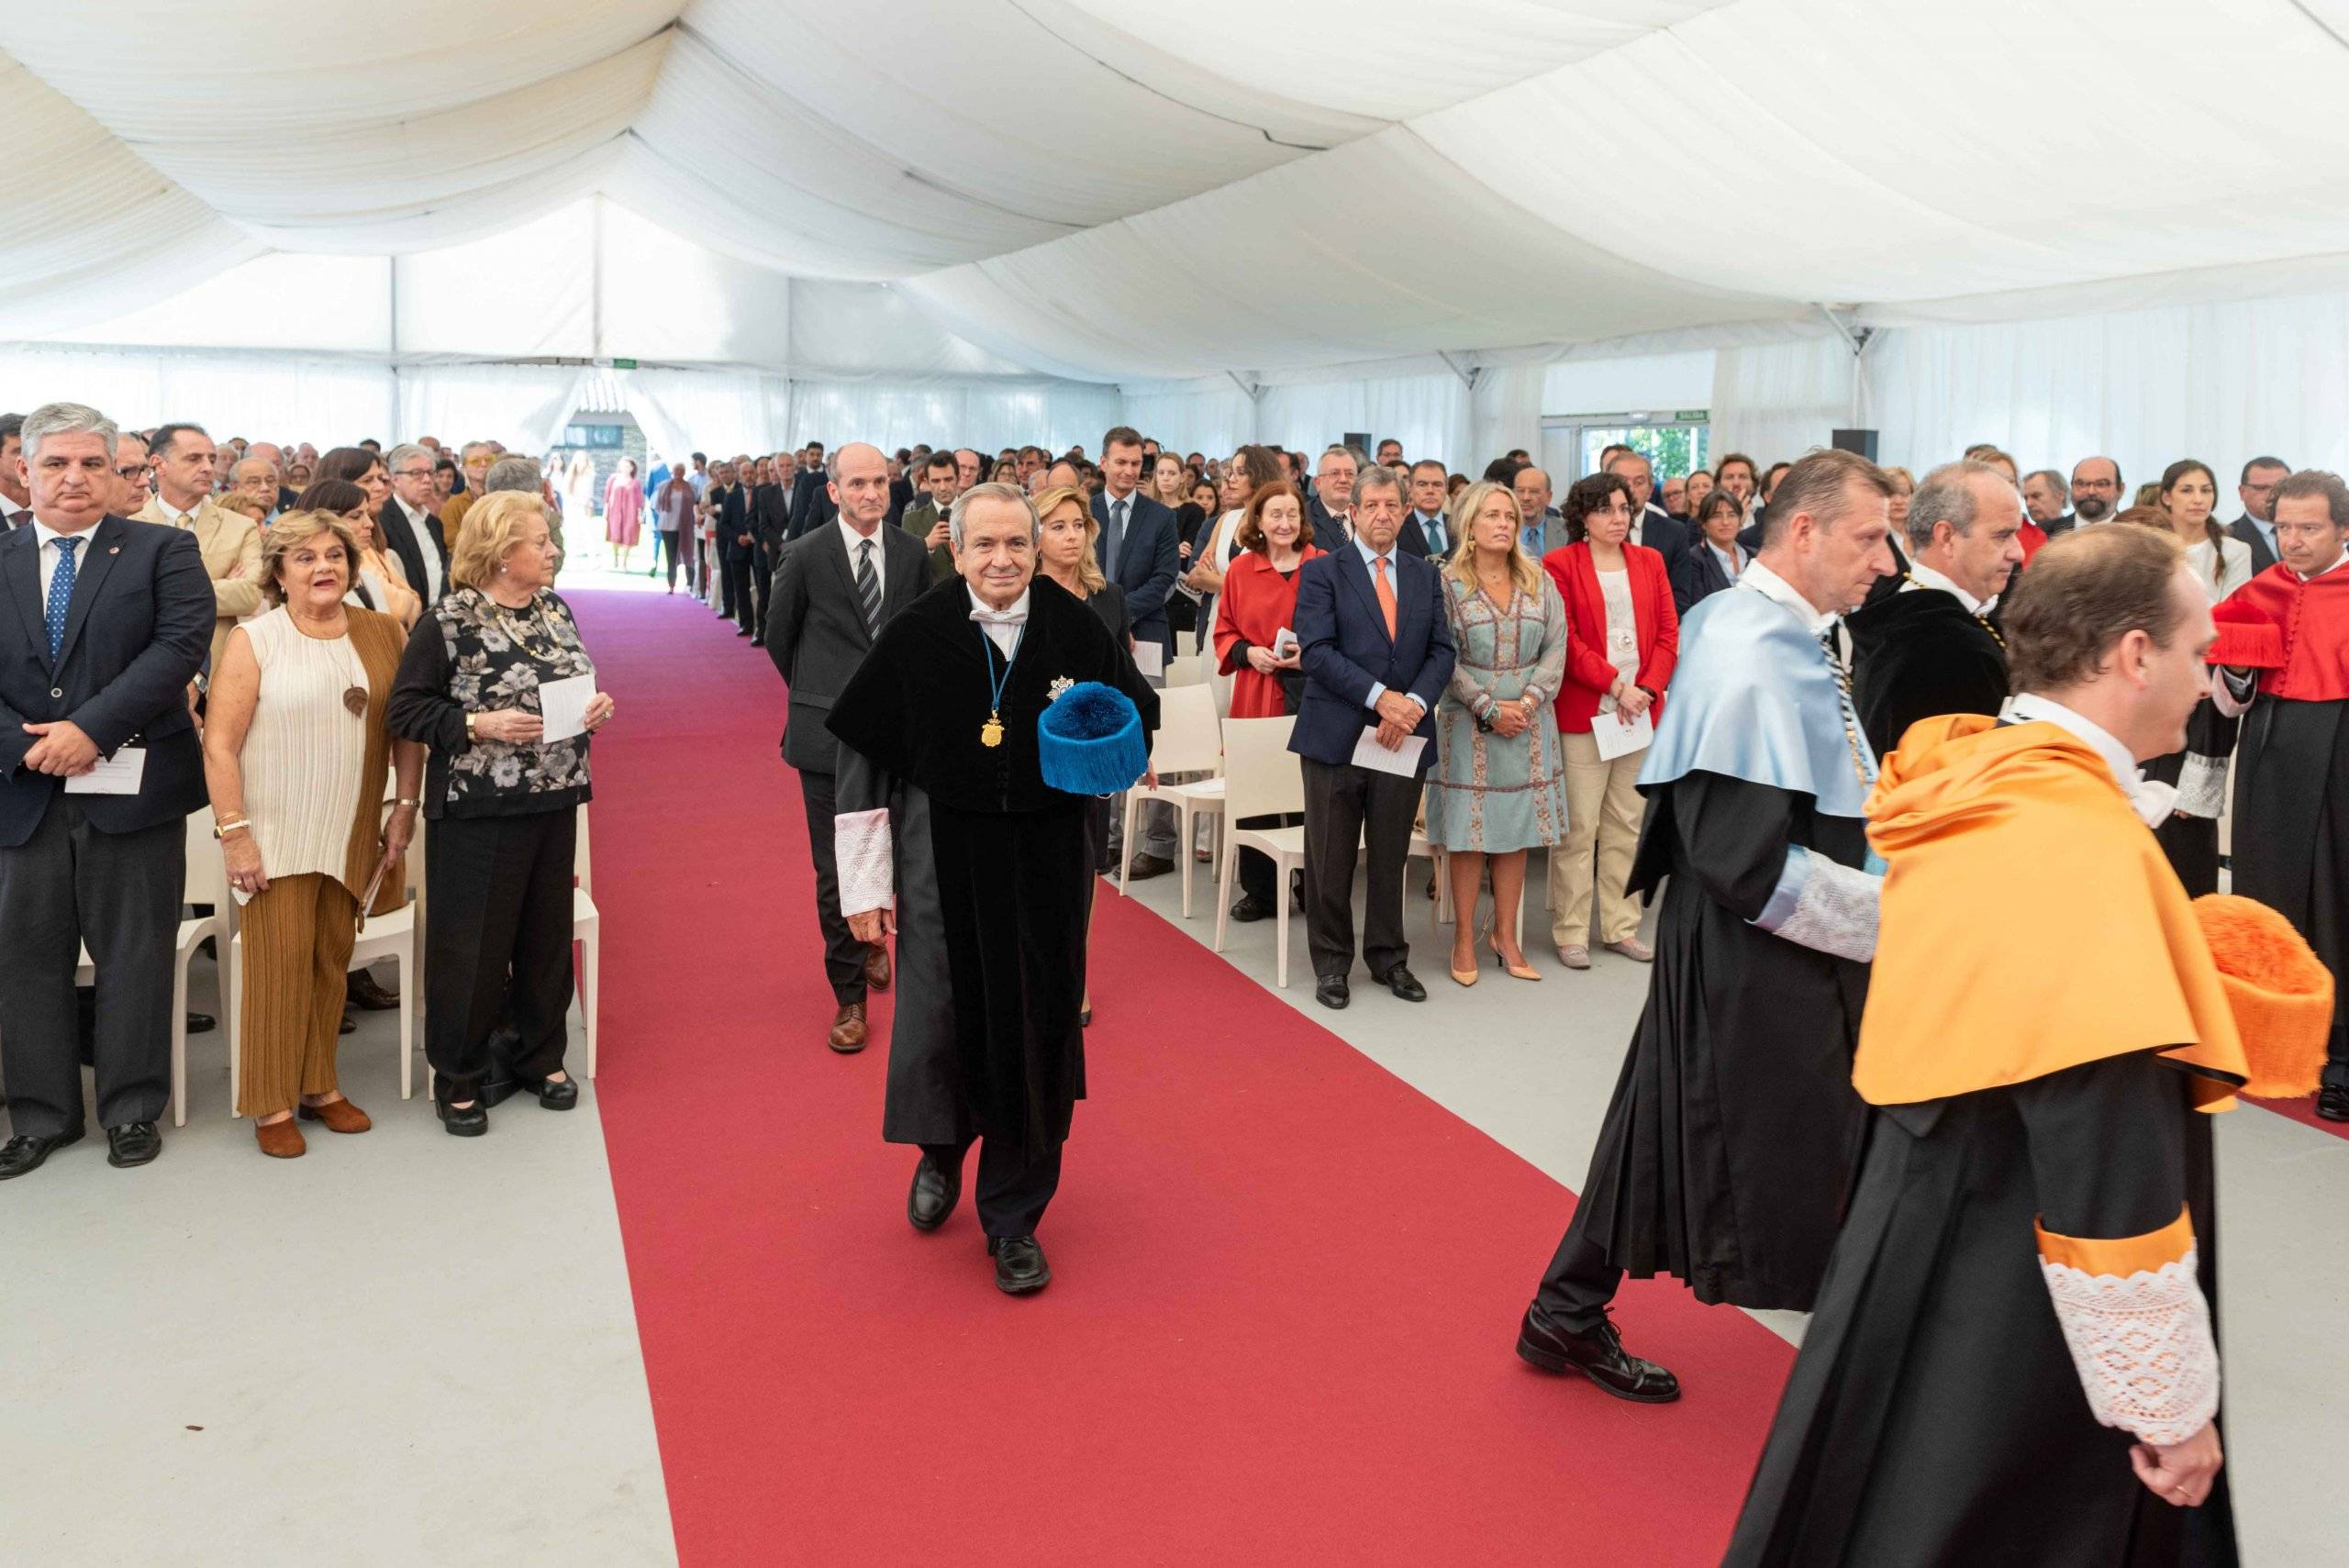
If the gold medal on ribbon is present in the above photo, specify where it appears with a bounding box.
[980,715,1004,748]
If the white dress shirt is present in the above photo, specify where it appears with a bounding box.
[154,495,198,528]
[32,518,98,603]
[1738,558,1839,637]
[967,585,1030,657]
[1904,559,1993,617]
[841,517,886,602]
[395,496,445,603]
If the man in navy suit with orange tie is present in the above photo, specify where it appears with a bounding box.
[1287,463,1454,1010]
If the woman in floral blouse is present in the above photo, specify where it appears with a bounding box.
[388,492,615,1136]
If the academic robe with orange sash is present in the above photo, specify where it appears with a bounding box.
[2211,556,2349,1094]
[1726,713,2270,1568]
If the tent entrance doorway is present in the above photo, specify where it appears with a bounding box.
[1539,413,1711,484]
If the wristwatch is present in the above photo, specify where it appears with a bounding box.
[463,712,479,743]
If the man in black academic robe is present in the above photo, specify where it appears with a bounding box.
[1515,451,1897,1401]
[1731,529,2259,1567]
[1846,460,2024,758]
[827,483,1156,1294]
[2212,471,2349,1120]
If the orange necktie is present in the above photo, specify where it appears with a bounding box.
[1373,554,1398,639]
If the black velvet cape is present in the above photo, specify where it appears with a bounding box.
[2230,692,2349,1077]
[1845,586,2009,761]
[827,574,1157,1157]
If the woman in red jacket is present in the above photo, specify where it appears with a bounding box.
[1214,481,1321,718]
[1213,481,1322,919]
[1542,473,1680,970]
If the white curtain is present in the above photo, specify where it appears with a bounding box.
[1866,291,2349,485]
[1120,378,1259,458]
[1256,367,1472,469]
[1709,334,1859,467]
[0,344,395,446]
[785,380,1122,457]
[396,363,588,454]
[623,368,790,463]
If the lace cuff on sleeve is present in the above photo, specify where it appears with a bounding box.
[2037,1207,2219,1448]
[1752,844,1879,962]
[835,808,895,917]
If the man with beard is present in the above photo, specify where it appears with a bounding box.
[2070,454,2124,528]
[1846,460,2026,758]
[1513,450,1896,1399]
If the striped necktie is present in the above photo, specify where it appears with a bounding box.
[854,538,880,637]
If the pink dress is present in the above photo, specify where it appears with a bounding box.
[603,474,643,546]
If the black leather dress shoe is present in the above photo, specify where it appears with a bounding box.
[346,970,400,1011]
[184,1010,217,1035]
[105,1121,162,1168]
[1315,974,1350,1010]
[2319,1084,2349,1122]
[1374,964,1428,1003]
[436,1100,489,1137]
[1229,894,1273,923]
[339,1009,356,1036]
[0,1129,83,1180]
[517,1073,579,1110]
[1515,1308,1680,1403]
[988,1234,1051,1295]
[908,1151,962,1232]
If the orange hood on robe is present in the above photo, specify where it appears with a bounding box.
[1853,715,2248,1110]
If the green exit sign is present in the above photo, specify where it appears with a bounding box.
[611,357,639,370]
[1676,408,1709,422]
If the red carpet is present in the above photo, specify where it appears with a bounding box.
[569,585,1803,1564]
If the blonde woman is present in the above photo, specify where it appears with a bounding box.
[1425,481,1569,985]
[203,511,424,1157]
[388,493,614,1135]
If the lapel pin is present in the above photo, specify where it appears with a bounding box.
[109,546,120,554]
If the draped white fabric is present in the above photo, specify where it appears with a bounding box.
[0,347,396,445]
[1709,336,1860,469]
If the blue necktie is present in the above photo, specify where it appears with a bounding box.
[46,536,79,661]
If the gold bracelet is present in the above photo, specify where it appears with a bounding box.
[212,817,250,840]
[394,796,421,808]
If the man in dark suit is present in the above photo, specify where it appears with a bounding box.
[899,450,960,584]
[751,459,791,639]
[1608,450,1687,568]
[709,458,758,637]
[2231,455,2288,574]
[1512,466,1567,558]
[0,404,213,1179]
[2021,468,2073,539]
[765,442,930,1053]
[380,442,451,604]
[0,413,33,528]
[1307,444,1357,545]
[1288,464,1455,1011]
[788,442,836,539]
[1091,426,1182,877]
[1398,459,1454,560]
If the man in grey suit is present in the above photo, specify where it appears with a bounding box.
[2230,455,2288,574]
[766,441,930,1054]
[1513,465,1567,558]
[0,404,213,1179]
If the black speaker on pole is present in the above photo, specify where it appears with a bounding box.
[1341,431,1374,456]
[1831,428,1880,462]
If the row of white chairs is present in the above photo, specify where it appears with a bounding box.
[50,800,601,1128]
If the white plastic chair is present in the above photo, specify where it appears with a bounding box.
[1212,716,1308,987]
[72,810,229,1128]
[225,808,421,1107]
[1119,684,1227,917]
[574,804,599,1078]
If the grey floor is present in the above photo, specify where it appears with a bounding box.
[0,956,678,1568]
[1114,836,2349,1566]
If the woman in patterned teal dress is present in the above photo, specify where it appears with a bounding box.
[1425,482,1569,986]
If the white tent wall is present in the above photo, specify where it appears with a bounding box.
[0,346,396,448]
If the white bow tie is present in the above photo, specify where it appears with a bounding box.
[970,608,1027,626]
[2129,777,2177,828]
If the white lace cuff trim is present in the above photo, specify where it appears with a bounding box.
[1753,845,1879,962]
[2041,1246,2220,1447]
[835,808,895,917]
[2174,753,2229,819]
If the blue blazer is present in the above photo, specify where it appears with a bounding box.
[1091,490,1180,652]
[0,515,213,848]
[1288,544,1455,773]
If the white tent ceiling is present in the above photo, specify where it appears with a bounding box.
[6,0,2349,383]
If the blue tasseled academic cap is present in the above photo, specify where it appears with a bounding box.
[1037,682,1145,795]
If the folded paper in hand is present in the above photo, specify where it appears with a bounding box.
[1591,707,1653,762]
[538,673,596,742]
[1351,724,1427,777]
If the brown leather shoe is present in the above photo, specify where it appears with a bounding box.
[298,1096,373,1134]
[828,1002,869,1053]
[863,942,893,993]
[254,1118,306,1159]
